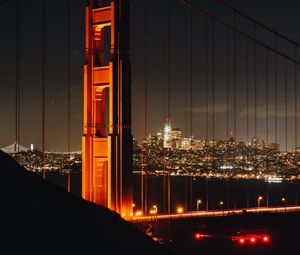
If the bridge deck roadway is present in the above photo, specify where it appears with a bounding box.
[130,205,300,222]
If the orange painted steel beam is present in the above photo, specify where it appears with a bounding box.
[82,0,132,219]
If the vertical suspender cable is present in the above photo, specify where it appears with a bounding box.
[233,11,236,209]
[246,37,249,208]
[295,47,298,205]
[42,0,46,180]
[15,0,20,157]
[189,7,193,211]
[140,0,145,215]
[226,28,229,138]
[275,36,278,146]
[212,0,215,180]
[295,47,298,150]
[185,9,188,138]
[184,7,188,212]
[205,15,209,211]
[163,0,167,214]
[266,49,269,207]
[205,16,209,143]
[266,49,269,166]
[246,38,249,145]
[190,8,193,141]
[144,0,148,214]
[233,11,236,144]
[67,0,71,193]
[285,57,288,151]
[167,0,171,214]
[254,26,257,139]
[226,27,229,209]
[163,0,171,214]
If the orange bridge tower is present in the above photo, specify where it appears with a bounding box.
[82,0,132,218]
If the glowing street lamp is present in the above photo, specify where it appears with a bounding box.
[219,201,224,216]
[135,210,142,217]
[196,199,202,211]
[177,206,184,214]
[150,205,158,215]
[258,196,263,208]
[153,205,158,214]
[281,197,287,212]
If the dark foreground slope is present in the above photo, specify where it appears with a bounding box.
[0,151,170,254]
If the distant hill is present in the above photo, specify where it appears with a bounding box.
[0,144,82,155]
[0,150,170,254]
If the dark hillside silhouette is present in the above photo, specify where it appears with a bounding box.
[0,151,170,254]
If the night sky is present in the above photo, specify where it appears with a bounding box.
[1,0,300,152]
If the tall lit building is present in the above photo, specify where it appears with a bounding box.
[163,119,172,148]
[171,127,183,149]
[251,137,265,149]
[171,127,182,140]
[157,130,163,141]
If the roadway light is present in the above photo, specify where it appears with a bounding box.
[177,206,184,214]
[153,205,158,214]
[219,201,224,216]
[135,210,142,217]
[281,197,287,212]
[257,196,263,208]
[197,199,202,211]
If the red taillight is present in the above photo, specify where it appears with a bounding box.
[250,237,256,244]
[263,235,270,243]
[194,233,202,240]
[239,238,245,244]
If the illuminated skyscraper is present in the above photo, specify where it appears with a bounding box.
[171,127,182,149]
[163,119,172,148]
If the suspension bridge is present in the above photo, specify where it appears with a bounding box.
[1,0,300,222]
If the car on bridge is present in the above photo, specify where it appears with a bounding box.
[232,228,270,245]
[194,224,271,246]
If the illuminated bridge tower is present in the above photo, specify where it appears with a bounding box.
[82,0,132,217]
